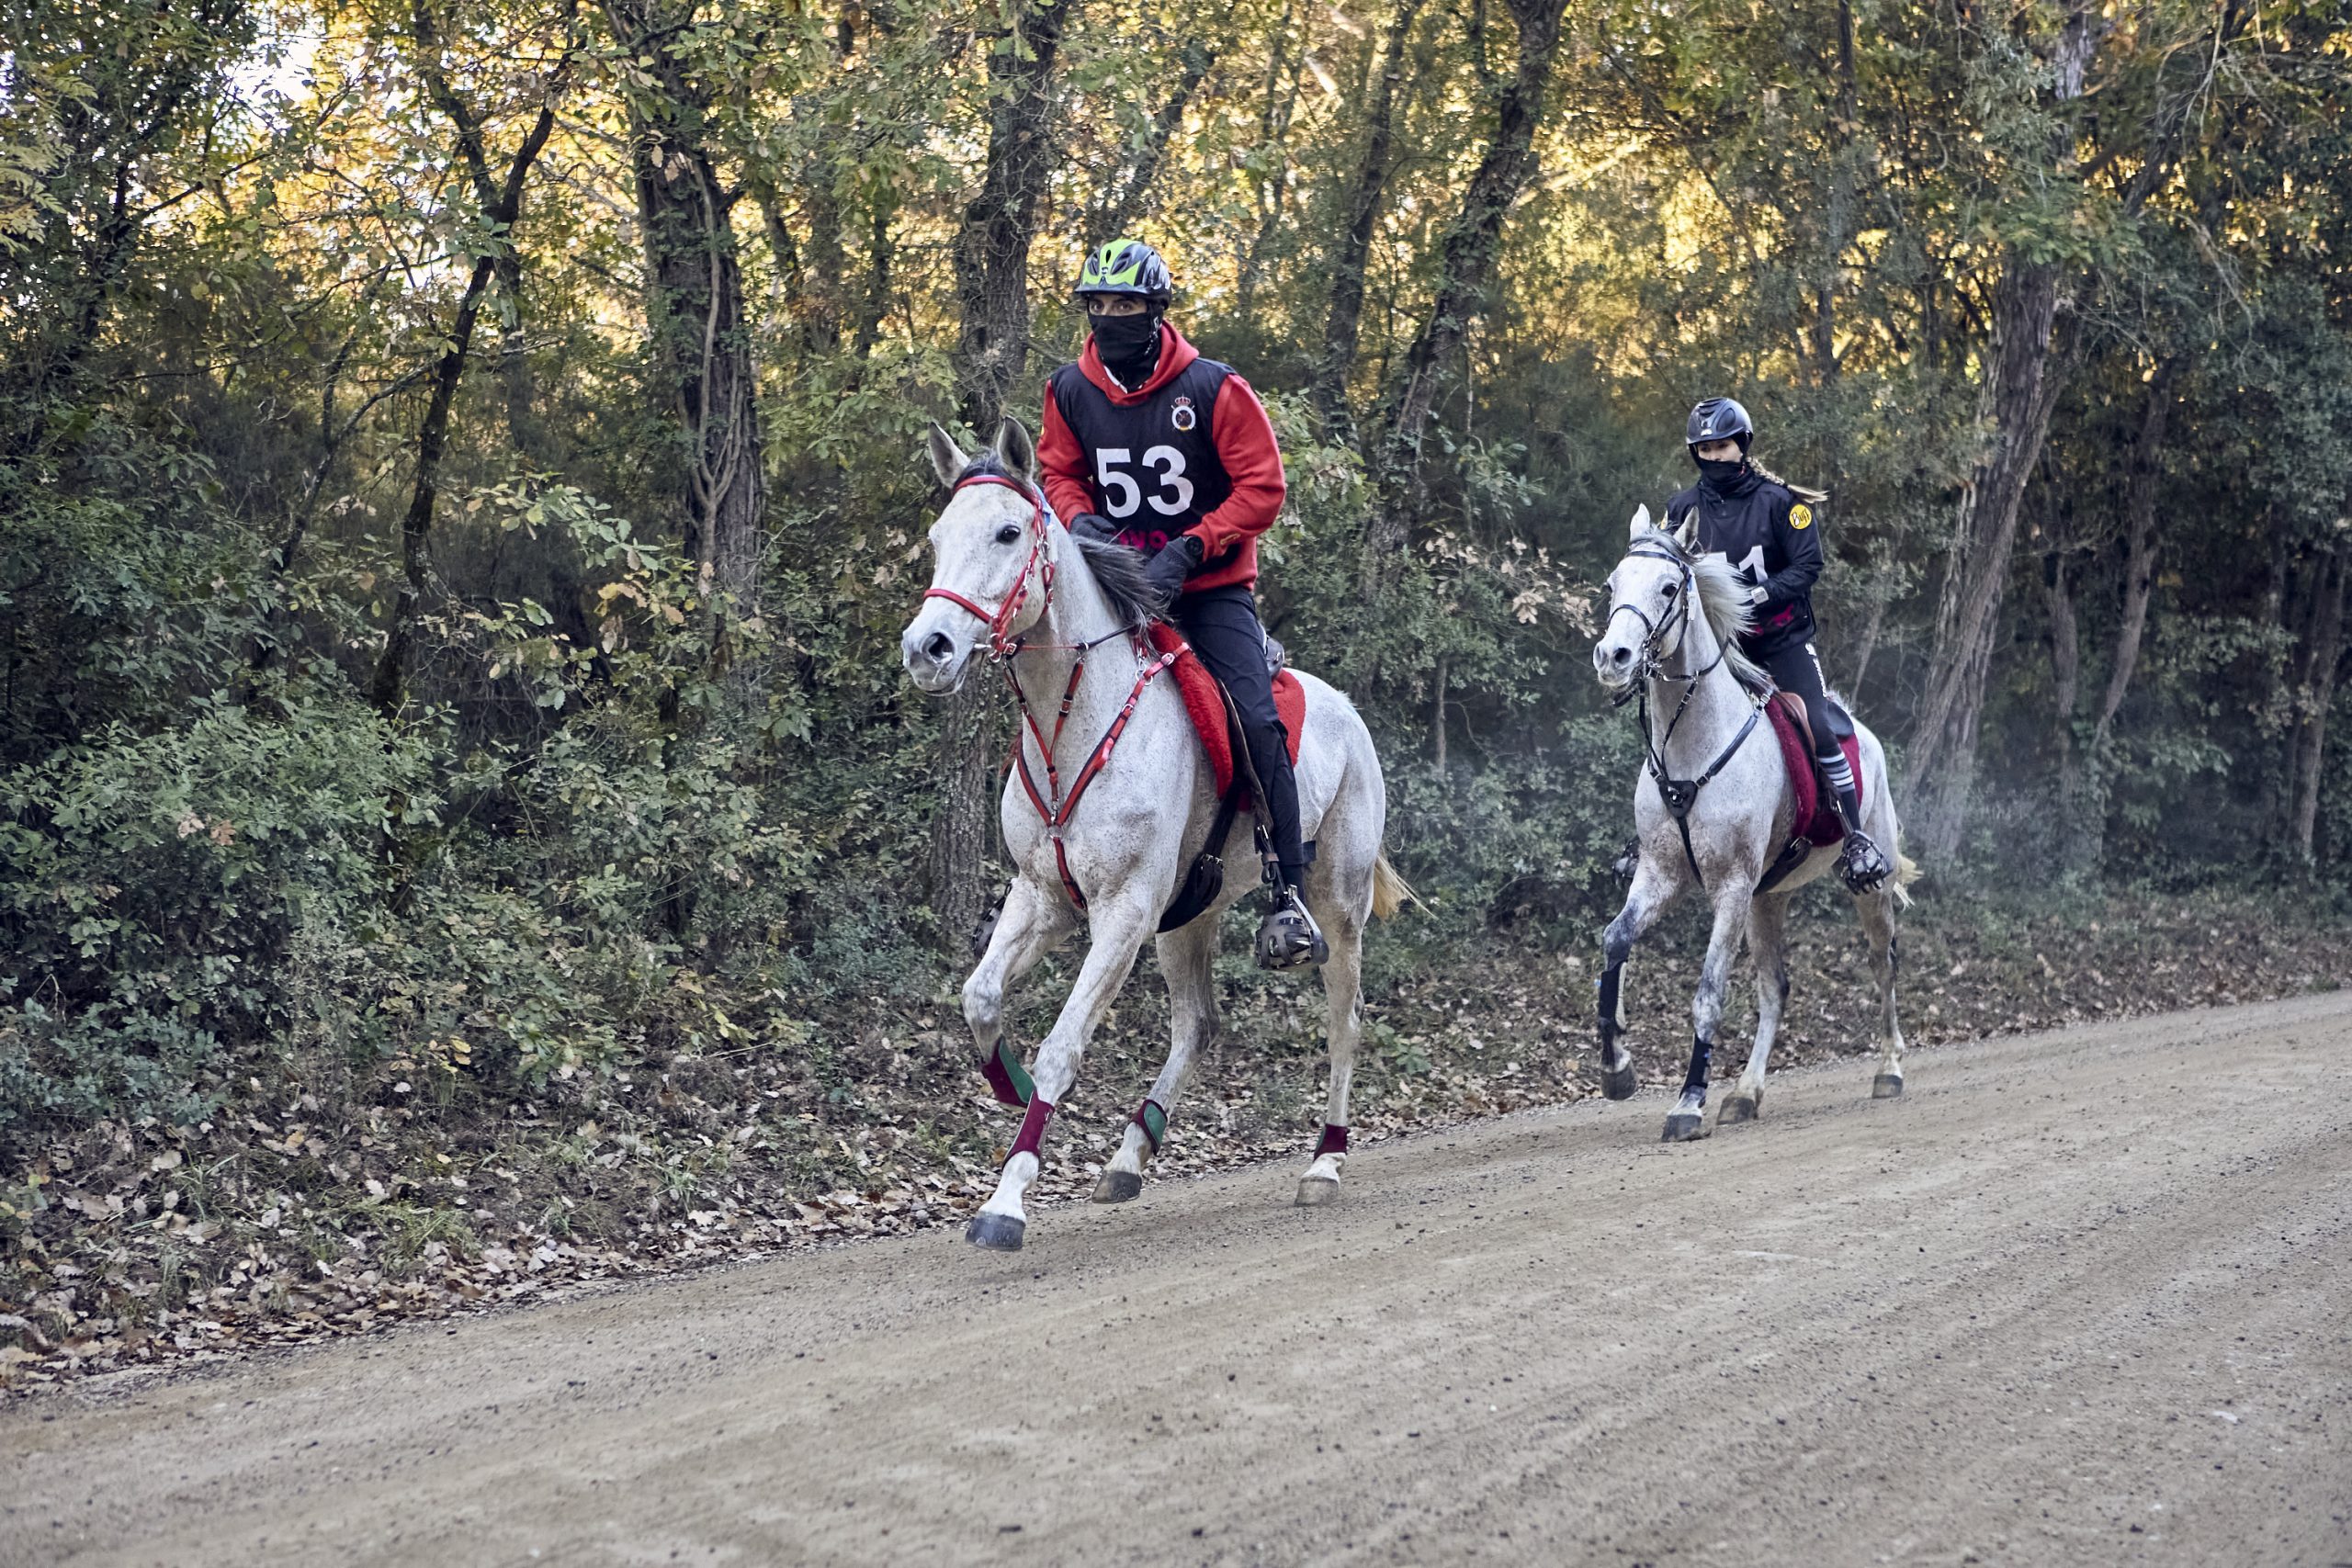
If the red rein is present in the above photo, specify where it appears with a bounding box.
[920,473,1181,914]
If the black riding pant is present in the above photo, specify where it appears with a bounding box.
[1176,584,1305,878]
[1758,638,1838,761]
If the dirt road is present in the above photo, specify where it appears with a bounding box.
[6,993,2349,1567]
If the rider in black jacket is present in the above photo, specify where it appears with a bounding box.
[1666,397,1890,893]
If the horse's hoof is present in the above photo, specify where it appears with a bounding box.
[1661,1112,1707,1143]
[1601,1064,1638,1101]
[1717,1095,1759,1124]
[1295,1176,1341,1208]
[965,1213,1025,1250]
[1871,1074,1904,1100]
[1091,1169,1144,1204]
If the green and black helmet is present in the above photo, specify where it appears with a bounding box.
[1076,238,1174,307]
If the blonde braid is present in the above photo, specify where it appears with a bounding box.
[1747,458,1828,506]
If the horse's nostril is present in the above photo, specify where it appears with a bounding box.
[1611,646,1632,664]
[922,632,954,663]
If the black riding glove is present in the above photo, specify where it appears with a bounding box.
[1068,512,1121,545]
[1143,533,1204,610]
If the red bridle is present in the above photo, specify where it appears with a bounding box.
[913,468,1179,915]
[921,472,1055,661]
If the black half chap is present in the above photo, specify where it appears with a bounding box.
[1177,584,1305,875]
[1762,639,1839,763]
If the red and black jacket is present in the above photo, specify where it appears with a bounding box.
[1038,324,1285,597]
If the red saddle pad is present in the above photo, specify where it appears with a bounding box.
[1765,697,1864,847]
[1147,622,1305,803]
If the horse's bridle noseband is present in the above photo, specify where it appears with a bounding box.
[922,472,1056,662]
[1602,538,1699,699]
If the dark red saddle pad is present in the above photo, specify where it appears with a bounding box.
[1765,696,1864,847]
[1148,622,1304,802]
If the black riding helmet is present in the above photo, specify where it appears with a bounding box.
[1687,396,1754,455]
[1075,238,1175,307]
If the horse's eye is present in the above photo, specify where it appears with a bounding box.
[1659,581,1678,597]
[995,524,1022,545]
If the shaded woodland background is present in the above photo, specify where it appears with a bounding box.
[3,0,2349,1155]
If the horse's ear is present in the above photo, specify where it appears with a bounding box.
[994,417,1036,482]
[1628,503,1652,539]
[1673,510,1699,551]
[926,423,968,488]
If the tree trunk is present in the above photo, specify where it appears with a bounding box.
[2090,357,2177,753]
[1082,38,1217,256]
[1848,577,1888,702]
[933,0,1075,949]
[1234,1,1305,331]
[368,253,501,717]
[3,0,244,456]
[2041,549,2087,867]
[1905,4,2095,862]
[2256,520,2296,845]
[1812,0,1859,384]
[1309,0,1426,444]
[2289,550,2347,860]
[949,0,1071,434]
[853,207,896,360]
[1362,0,1570,595]
[605,0,766,667]
[369,14,567,715]
[490,252,545,463]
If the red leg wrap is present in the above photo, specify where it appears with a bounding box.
[978,1037,1034,1108]
[1316,1123,1349,1157]
[1009,1095,1057,1163]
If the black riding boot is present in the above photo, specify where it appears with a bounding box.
[1251,740,1326,970]
[1825,765,1890,893]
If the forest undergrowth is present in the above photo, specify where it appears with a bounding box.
[6,877,2344,1393]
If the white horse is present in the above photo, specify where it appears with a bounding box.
[900,419,1411,1250]
[1589,506,1916,1140]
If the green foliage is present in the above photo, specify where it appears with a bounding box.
[0,699,414,1135]
[2,0,2348,1168]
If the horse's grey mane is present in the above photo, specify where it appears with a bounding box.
[946,453,1162,631]
[1072,536,1162,632]
[1644,528,1770,691]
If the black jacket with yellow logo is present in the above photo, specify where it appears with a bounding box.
[1666,464,1822,655]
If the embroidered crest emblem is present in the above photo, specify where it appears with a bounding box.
[1789,502,1814,529]
[1170,396,1197,433]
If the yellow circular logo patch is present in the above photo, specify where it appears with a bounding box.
[1789,502,1814,529]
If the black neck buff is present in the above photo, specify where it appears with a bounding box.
[1094,313,1162,388]
[1694,456,1748,492]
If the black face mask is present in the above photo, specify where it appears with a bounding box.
[1092,311,1161,383]
[1694,455,1747,490]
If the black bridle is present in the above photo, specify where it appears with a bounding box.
[1604,536,1763,888]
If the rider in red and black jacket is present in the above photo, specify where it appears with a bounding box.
[1666,396,1888,893]
[1038,238,1325,969]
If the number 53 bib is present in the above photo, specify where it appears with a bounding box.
[1047,357,1238,554]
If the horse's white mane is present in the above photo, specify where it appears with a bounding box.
[1639,528,1770,692]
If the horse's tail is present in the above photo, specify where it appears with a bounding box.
[1371,851,1419,920]
[1892,852,1921,909]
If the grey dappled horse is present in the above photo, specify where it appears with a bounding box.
[900,420,1411,1250]
[1591,506,1916,1140]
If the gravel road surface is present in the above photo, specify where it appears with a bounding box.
[6,992,2349,1567]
